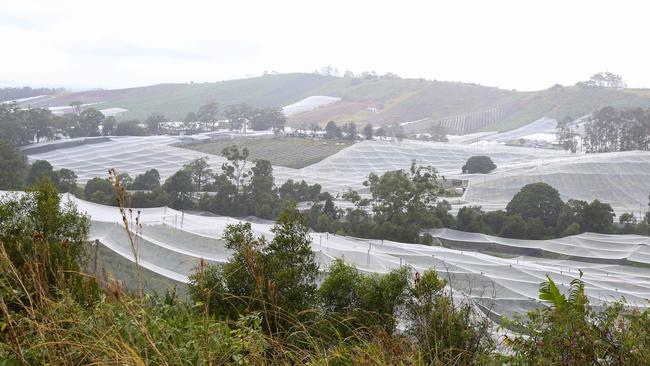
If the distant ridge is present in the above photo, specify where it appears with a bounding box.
[16,73,650,133]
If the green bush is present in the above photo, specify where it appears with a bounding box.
[462,155,497,174]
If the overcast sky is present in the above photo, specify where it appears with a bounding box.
[2,0,649,91]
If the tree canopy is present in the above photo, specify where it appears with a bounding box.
[462,156,496,174]
[506,182,564,228]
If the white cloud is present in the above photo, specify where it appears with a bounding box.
[1,0,649,90]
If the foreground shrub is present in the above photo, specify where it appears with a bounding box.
[503,273,650,365]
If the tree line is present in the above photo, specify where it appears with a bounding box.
[557,106,650,153]
[0,99,287,191]
[0,86,64,102]
[0,99,287,149]
[79,146,329,221]
[180,102,286,133]
[74,149,650,242]
[318,120,405,141]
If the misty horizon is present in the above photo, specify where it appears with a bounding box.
[3,0,650,91]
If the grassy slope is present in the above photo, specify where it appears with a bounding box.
[182,137,354,169]
[27,74,343,121]
[23,73,650,132]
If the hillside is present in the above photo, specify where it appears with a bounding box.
[18,73,650,133]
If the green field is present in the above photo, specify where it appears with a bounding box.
[182,137,354,169]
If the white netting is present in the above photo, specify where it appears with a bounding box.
[3,190,647,318]
[28,135,650,216]
[55,194,649,318]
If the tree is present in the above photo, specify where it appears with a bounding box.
[385,124,405,141]
[184,157,213,191]
[619,212,637,233]
[263,204,318,313]
[526,217,548,239]
[580,200,614,233]
[26,108,55,143]
[319,259,410,333]
[117,173,133,190]
[114,120,146,136]
[325,121,338,139]
[556,116,578,153]
[462,156,496,174]
[318,258,361,313]
[102,116,117,136]
[0,103,32,146]
[221,145,250,190]
[309,123,320,136]
[344,122,357,140]
[363,123,374,140]
[0,86,63,102]
[433,201,455,228]
[163,170,194,209]
[376,127,386,140]
[580,71,626,89]
[556,198,614,234]
[76,108,104,137]
[562,222,582,236]
[84,177,114,204]
[506,183,564,228]
[359,161,441,242]
[225,103,254,131]
[132,169,161,190]
[246,159,276,218]
[0,177,91,306]
[130,187,170,207]
[581,106,650,153]
[500,214,527,239]
[69,101,83,115]
[403,269,493,364]
[189,205,318,321]
[250,108,286,132]
[619,212,637,225]
[429,123,448,142]
[323,197,338,219]
[56,168,78,193]
[279,179,323,202]
[145,113,165,135]
[455,206,484,232]
[27,160,57,185]
[196,102,219,130]
[365,162,440,217]
[481,210,507,235]
[0,139,27,189]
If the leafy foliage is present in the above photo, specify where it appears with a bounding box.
[462,155,496,174]
[506,182,564,228]
[0,140,27,190]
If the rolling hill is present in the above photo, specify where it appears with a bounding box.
[17,73,650,133]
